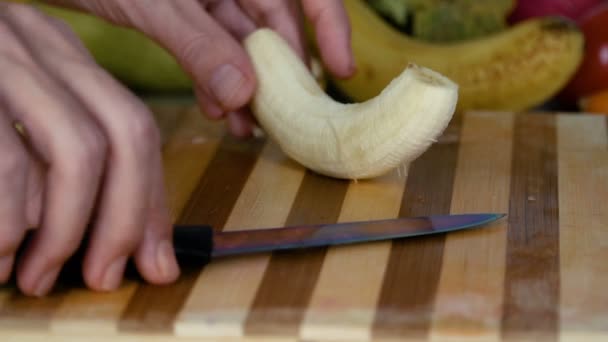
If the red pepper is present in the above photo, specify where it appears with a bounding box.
[560,3,608,103]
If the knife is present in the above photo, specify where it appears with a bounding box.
[172,213,505,265]
[10,213,504,286]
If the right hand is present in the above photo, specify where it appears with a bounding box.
[47,0,355,137]
[0,2,180,296]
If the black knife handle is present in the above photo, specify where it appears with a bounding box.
[9,225,215,288]
[172,224,214,265]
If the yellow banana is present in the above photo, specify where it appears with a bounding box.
[334,0,584,113]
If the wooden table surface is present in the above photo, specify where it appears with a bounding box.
[0,103,607,341]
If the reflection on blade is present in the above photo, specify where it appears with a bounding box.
[212,213,505,257]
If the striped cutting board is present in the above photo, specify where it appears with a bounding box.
[0,104,607,341]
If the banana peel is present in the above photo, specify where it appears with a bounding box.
[331,0,584,113]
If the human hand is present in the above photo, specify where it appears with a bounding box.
[0,2,179,296]
[47,0,355,137]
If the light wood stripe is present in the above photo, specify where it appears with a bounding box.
[49,105,207,334]
[300,170,406,341]
[501,114,560,340]
[1,330,305,342]
[174,142,306,337]
[372,118,461,339]
[160,107,227,221]
[431,112,513,341]
[558,114,608,338]
[118,123,265,333]
[244,172,350,336]
[0,291,66,330]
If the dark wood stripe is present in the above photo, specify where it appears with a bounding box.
[373,118,462,339]
[244,171,350,336]
[118,134,265,333]
[501,114,560,340]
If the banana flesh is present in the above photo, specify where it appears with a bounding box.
[244,29,458,180]
[335,0,584,113]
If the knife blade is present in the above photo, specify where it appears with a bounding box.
[172,213,505,265]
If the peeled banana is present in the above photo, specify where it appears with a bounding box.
[334,0,584,113]
[244,29,458,180]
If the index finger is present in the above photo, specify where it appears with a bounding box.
[301,0,354,78]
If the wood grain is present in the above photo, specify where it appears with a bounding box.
[501,114,560,341]
[244,172,350,336]
[431,112,513,340]
[300,170,406,341]
[174,142,306,337]
[1,106,607,341]
[557,115,608,337]
[372,118,461,340]
[118,130,265,333]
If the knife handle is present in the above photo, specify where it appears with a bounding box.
[172,224,215,265]
[9,225,215,288]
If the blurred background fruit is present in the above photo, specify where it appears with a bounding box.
[507,0,603,23]
[579,88,608,115]
[326,0,583,114]
[558,3,608,104]
[368,0,514,42]
[5,0,608,115]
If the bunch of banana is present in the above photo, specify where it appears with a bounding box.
[334,0,584,113]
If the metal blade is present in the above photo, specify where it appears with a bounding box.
[212,213,505,257]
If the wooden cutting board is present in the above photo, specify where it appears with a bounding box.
[0,104,607,342]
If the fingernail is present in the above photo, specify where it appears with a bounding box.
[0,254,14,283]
[34,266,60,297]
[101,256,127,291]
[156,239,179,280]
[209,64,246,109]
[205,100,224,119]
[227,112,250,138]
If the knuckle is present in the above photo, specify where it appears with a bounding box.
[0,232,23,256]
[0,22,29,65]
[45,15,71,32]
[0,146,28,180]
[255,0,284,13]
[120,109,161,153]
[103,229,142,254]
[177,33,213,66]
[4,2,35,17]
[58,124,108,176]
